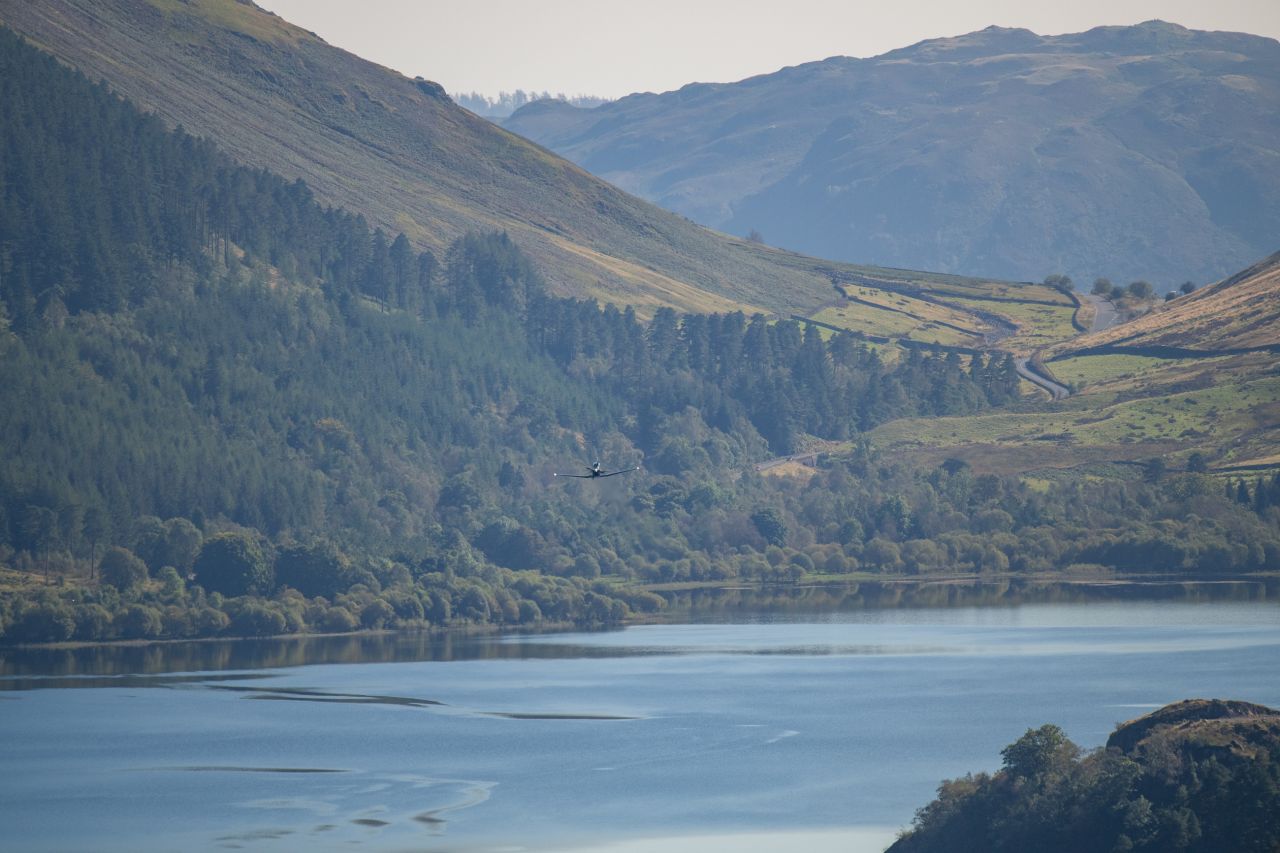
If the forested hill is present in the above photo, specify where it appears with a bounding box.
[0,0,918,317]
[506,21,1280,289]
[0,24,1031,639]
[3,26,1278,647]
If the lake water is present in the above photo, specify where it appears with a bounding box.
[3,582,1279,852]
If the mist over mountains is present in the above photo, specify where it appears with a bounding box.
[452,89,610,118]
[505,21,1280,289]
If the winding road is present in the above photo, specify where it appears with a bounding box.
[1016,294,1119,399]
[1084,293,1120,332]
[1015,357,1070,400]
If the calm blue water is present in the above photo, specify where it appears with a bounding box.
[2,597,1279,852]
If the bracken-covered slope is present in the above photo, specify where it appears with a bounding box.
[507,21,1280,288]
[0,0,898,317]
[1062,251,1280,354]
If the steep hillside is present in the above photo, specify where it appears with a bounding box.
[0,0,869,317]
[507,22,1280,288]
[1059,251,1280,354]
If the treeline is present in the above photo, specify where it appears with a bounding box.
[2,526,659,644]
[529,294,1021,454]
[1228,476,1280,516]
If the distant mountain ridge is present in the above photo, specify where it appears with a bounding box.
[451,90,611,119]
[506,21,1280,288]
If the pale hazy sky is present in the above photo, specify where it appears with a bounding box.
[256,0,1280,99]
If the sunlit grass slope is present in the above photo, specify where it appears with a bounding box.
[866,252,1280,475]
[1059,251,1280,355]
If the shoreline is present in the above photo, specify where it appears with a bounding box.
[3,572,1276,653]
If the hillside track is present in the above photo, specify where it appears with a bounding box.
[1084,294,1120,332]
[1015,358,1070,401]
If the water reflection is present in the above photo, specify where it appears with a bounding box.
[2,578,1275,684]
[659,577,1280,621]
[0,629,616,684]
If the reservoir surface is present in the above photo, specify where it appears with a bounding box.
[3,583,1279,852]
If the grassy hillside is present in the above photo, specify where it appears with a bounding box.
[868,251,1280,476]
[507,22,1280,288]
[1059,251,1280,354]
[0,0,1095,350]
[0,0,967,320]
[870,350,1280,475]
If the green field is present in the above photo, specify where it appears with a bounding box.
[943,295,1079,353]
[1047,352,1242,394]
[810,283,995,346]
[792,271,1100,350]
[868,361,1280,474]
[811,304,979,347]
[1049,353,1174,389]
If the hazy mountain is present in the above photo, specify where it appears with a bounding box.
[0,0,896,317]
[506,21,1280,289]
[451,90,611,119]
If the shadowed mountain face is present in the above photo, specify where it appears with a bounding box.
[0,0,902,316]
[506,21,1280,289]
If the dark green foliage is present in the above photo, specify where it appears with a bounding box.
[73,603,114,641]
[750,508,788,547]
[193,532,271,597]
[226,601,287,638]
[98,546,147,592]
[320,606,358,633]
[1001,724,1078,779]
[1127,280,1154,299]
[115,604,163,639]
[7,599,75,643]
[273,543,352,599]
[890,702,1280,853]
[159,519,203,573]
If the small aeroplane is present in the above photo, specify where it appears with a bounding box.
[553,459,641,480]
